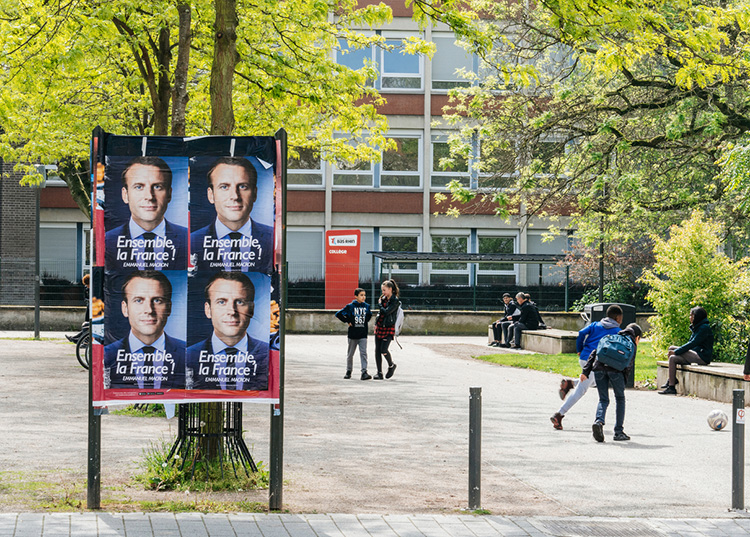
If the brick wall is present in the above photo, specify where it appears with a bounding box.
[0,161,37,305]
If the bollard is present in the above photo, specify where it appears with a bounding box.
[469,386,482,510]
[732,389,745,511]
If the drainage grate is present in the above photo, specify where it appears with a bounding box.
[537,520,665,537]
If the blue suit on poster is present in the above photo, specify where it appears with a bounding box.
[106,219,188,271]
[187,333,269,391]
[190,219,273,273]
[103,332,186,389]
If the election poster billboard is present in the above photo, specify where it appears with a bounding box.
[90,131,281,405]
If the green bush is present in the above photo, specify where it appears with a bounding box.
[135,440,269,492]
[640,211,750,363]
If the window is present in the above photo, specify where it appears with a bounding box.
[333,137,374,187]
[477,236,516,285]
[432,36,473,91]
[380,234,420,284]
[431,235,469,285]
[336,38,376,87]
[40,224,83,283]
[381,137,421,187]
[381,39,423,90]
[333,154,373,186]
[431,135,469,188]
[530,140,565,174]
[287,229,324,281]
[332,133,422,189]
[288,146,323,186]
[477,139,516,188]
[336,36,424,91]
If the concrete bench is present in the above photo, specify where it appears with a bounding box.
[657,360,750,406]
[487,325,577,354]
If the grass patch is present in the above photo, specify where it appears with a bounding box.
[134,441,270,492]
[471,508,492,515]
[112,404,168,418]
[475,341,659,387]
[131,499,267,513]
[0,471,85,511]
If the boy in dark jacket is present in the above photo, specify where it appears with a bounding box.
[509,292,542,349]
[551,305,623,431]
[335,288,373,380]
[490,293,519,347]
[581,323,642,442]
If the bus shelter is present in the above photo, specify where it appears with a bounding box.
[367,251,573,311]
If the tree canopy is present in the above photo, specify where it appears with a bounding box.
[441,0,750,246]
[0,0,472,214]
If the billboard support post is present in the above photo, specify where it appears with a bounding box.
[269,129,287,510]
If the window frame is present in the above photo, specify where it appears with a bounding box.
[287,226,326,281]
[429,233,471,285]
[379,34,424,93]
[380,132,423,189]
[431,34,475,93]
[379,231,422,281]
[430,132,471,191]
[476,233,519,282]
[288,145,325,188]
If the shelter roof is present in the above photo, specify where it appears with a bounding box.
[367,251,567,264]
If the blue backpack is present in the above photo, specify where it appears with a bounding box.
[595,334,636,371]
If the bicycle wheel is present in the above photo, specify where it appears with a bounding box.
[76,333,91,370]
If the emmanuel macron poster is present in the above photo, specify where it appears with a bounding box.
[91,131,281,406]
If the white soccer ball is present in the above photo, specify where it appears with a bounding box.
[707,409,729,431]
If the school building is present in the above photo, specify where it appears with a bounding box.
[0,1,574,307]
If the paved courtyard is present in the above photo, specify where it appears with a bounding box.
[0,332,748,535]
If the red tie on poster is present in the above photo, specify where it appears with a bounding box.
[325,230,361,309]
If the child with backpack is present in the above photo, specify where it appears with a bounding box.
[335,288,373,380]
[581,323,642,442]
[374,279,401,380]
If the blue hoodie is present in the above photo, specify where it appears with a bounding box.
[577,317,621,361]
[335,300,372,340]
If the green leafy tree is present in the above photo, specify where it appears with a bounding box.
[0,0,478,468]
[438,0,750,245]
[640,211,750,363]
[0,0,473,211]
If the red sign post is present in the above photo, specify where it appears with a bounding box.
[325,230,361,309]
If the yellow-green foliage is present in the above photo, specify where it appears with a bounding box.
[640,211,750,363]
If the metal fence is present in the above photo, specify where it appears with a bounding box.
[288,280,597,311]
[1,258,646,311]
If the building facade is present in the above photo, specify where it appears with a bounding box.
[286,3,573,289]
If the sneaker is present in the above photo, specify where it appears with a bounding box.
[559,379,575,400]
[344,371,352,379]
[361,372,372,380]
[373,372,384,380]
[592,421,604,443]
[659,385,677,395]
[550,412,564,430]
[386,363,397,379]
[614,432,630,441]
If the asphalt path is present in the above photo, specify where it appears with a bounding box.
[0,333,743,518]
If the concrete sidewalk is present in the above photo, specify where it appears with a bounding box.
[2,513,750,537]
